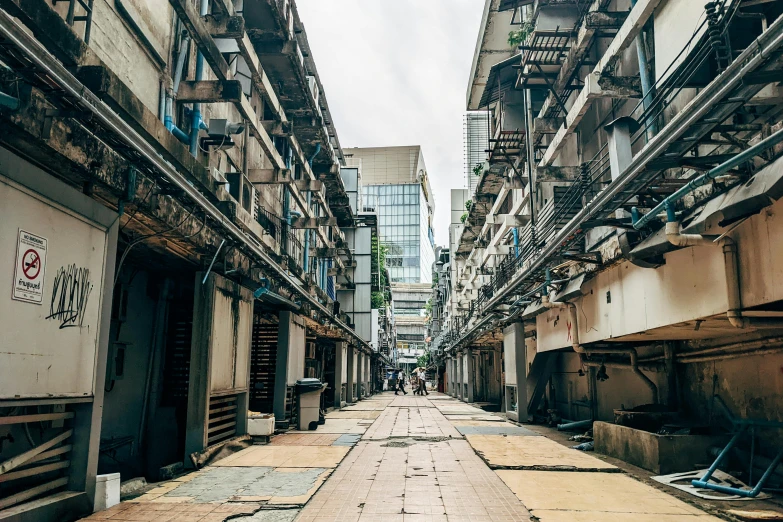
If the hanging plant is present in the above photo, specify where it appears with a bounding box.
[460,212,469,224]
[465,199,472,211]
[472,163,485,177]
[508,21,535,48]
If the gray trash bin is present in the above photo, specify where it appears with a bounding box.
[296,378,325,431]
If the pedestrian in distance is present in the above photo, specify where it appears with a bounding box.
[418,368,429,395]
[397,370,408,395]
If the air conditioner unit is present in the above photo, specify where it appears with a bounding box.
[226,172,257,219]
[305,341,316,359]
[307,76,320,106]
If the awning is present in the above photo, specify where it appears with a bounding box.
[479,54,521,109]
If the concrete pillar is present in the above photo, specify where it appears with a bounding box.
[356,352,363,401]
[503,323,526,422]
[334,342,347,408]
[466,348,475,403]
[346,344,355,403]
[456,353,463,400]
[365,353,371,396]
[186,273,254,454]
[274,310,306,422]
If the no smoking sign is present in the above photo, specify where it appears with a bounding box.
[13,229,48,304]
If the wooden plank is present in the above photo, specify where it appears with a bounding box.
[207,429,236,444]
[207,421,236,434]
[208,404,237,415]
[25,446,72,467]
[177,80,243,103]
[0,477,69,510]
[0,461,70,484]
[0,413,74,426]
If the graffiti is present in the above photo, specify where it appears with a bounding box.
[46,264,93,329]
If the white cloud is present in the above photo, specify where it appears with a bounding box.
[296,0,485,245]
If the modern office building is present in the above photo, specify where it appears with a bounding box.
[343,146,436,284]
[464,111,490,196]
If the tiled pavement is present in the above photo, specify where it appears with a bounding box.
[82,391,724,522]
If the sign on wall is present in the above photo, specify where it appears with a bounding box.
[12,229,47,304]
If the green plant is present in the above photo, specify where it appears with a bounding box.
[460,212,468,224]
[371,235,389,309]
[417,352,431,369]
[508,21,534,48]
[465,199,472,211]
[472,163,485,177]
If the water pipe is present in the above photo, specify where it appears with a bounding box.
[165,33,191,144]
[557,418,593,431]
[633,126,783,230]
[303,143,322,276]
[663,201,783,330]
[189,0,209,157]
[0,90,19,110]
[512,227,519,257]
[631,0,657,137]
[543,294,659,403]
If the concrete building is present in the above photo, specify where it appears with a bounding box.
[434,0,783,476]
[464,111,490,196]
[0,1,391,520]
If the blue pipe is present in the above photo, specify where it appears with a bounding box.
[633,126,783,229]
[189,0,209,157]
[512,227,519,257]
[0,91,20,110]
[165,34,190,144]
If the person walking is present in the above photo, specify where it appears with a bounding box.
[397,370,408,395]
[418,368,429,395]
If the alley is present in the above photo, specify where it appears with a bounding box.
[81,392,730,522]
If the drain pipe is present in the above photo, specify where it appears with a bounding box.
[664,202,783,329]
[542,294,659,404]
[189,0,210,157]
[303,143,321,277]
[631,0,657,137]
[165,33,190,144]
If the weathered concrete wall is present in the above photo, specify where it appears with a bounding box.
[537,195,783,351]
[0,161,110,398]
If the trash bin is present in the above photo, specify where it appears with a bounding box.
[296,378,326,431]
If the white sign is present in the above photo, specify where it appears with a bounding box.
[13,229,48,304]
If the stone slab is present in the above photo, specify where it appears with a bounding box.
[325,410,381,419]
[455,424,539,436]
[214,446,350,468]
[332,434,362,446]
[497,470,711,516]
[467,434,617,470]
[270,433,341,446]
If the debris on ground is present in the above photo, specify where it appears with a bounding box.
[572,441,594,451]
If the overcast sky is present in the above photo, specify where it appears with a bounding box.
[296,0,485,246]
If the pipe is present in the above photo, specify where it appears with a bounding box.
[664,205,783,330]
[0,9,397,354]
[557,418,592,431]
[475,17,783,317]
[512,227,519,257]
[631,0,657,137]
[0,90,19,110]
[545,296,660,403]
[635,126,783,229]
[303,143,322,275]
[189,0,209,157]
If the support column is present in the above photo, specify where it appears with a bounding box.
[356,351,363,401]
[456,353,463,400]
[365,353,371,396]
[274,310,306,422]
[334,342,347,409]
[503,323,527,422]
[346,344,355,403]
[466,348,475,403]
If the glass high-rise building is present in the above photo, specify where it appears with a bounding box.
[343,146,436,284]
[464,111,490,196]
